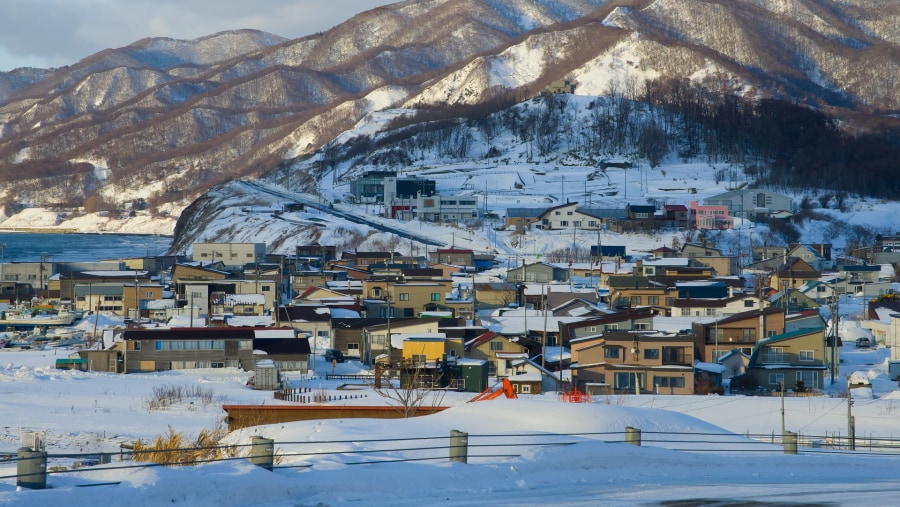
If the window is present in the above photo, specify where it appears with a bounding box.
[559,221,568,227]
[631,296,641,306]
[661,346,686,365]
[764,346,785,363]
[606,324,618,331]
[634,323,649,330]
[430,293,441,301]
[412,354,427,364]
[665,297,675,306]
[372,287,382,297]
[681,308,691,317]
[521,384,532,393]
[655,376,685,388]
[399,293,409,301]
[604,347,619,359]
[261,285,271,292]
[490,341,504,351]
[768,373,785,387]
[648,296,659,305]
[741,329,756,341]
[644,348,659,360]
[744,300,755,307]
[796,371,818,386]
[799,350,815,361]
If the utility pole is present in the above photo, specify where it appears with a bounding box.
[541,282,547,370]
[830,283,839,385]
[780,381,785,436]
[847,380,855,450]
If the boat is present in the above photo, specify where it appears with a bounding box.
[0,303,79,327]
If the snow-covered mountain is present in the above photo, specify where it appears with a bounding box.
[0,0,897,242]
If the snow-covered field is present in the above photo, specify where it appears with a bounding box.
[3,321,900,506]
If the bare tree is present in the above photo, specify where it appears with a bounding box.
[372,361,447,418]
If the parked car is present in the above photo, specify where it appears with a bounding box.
[856,337,872,348]
[325,348,345,363]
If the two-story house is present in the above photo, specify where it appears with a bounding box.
[747,327,828,392]
[464,330,530,377]
[571,330,695,395]
[362,278,454,318]
[691,307,786,362]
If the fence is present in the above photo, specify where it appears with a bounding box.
[274,386,369,403]
[8,426,900,490]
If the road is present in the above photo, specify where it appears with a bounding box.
[239,180,447,247]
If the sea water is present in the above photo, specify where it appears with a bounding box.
[0,232,171,263]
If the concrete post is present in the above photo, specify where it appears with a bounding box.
[249,436,275,471]
[625,426,641,446]
[449,429,468,463]
[16,447,47,490]
[783,431,798,455]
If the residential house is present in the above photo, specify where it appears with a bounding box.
[659,204,690,229]
[717,349,751,380]
[415,194,479,223]
[571,330,696,395]
[767,288,820,314]
[122,327,299,373]
[507,358,561,394]
[428,248,475,267]
[464,330,530,377]
[504,208,543,231]
[607,285,678,316]
[473,282,517,309]
[210,293,266,317]
[277,305,334,351]
[606,204,658,233]
[253,336,311,372]
[54,270,153,307]
[362,278,454,318]
[294,245,338,265]
[178,279,277,318]
[691,307,787,362]
[191,242,266,268]
[291,270,348,295]
[360,317,444,365]
[752,246,789,263]
[506,262,569,284]
[770,258,821,291]
[537,202,590,230]
[787,244,830,272]
[561,307,657,346]
[342,251,400,268]
[746,327,828,392]
[399,333,464,365]
[672,292,764,318]
[72,281,162,318]
[784,310,827,333]
[704,189,793,221]
[689,201,733,230]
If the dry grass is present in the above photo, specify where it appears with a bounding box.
[131,419,235,465]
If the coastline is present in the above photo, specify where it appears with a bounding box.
[0,227,173,237]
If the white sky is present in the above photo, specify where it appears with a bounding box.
[0,0,397,71]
